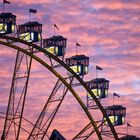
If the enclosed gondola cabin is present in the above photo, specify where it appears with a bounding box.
[86,78,109,99]
[66,55,89,76]
[18,21,42,42]
[104,105,126,126]
[0,13,16,34]
[43,35,67,57]
[120,135,140,140]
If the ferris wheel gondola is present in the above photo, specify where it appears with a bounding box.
[0,1,138,140]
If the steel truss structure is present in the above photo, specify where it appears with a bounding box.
[2,50,33,140]
[0,35,120,140]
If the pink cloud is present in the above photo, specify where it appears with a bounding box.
[1,0,140,139]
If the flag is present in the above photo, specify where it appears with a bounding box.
[113,93,120,98]
[127,123,132,127]
[54,24,59,30]
[3,0,11,4]
[29,9,37,14]
[76,43,81,47]
[96,66,102,71]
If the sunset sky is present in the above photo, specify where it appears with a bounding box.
[0,0,140,139]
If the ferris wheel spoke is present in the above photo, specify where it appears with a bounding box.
[100,121,116,138]
[72,122,92,140]
[27,76,74,140]
[27,79,64,139]
[41,77,74,139]
[0,36,121,139]
[72,120,104,140]
[1,49,33,140]
[0,112,33,135]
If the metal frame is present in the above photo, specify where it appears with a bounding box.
[27,77,74,140]
[1,49,33,140]
[73,121,106,140]
[0,36,119,139]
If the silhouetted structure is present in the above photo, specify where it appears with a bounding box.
[0,3,130,139]
[104,105,126,126]
[18,21,42,42]
[86,78,109,99]
[120,135,140,140]
[0,12,16,34]
[43,35,67,57]
[66,55,89,75]
[50,129,66,140]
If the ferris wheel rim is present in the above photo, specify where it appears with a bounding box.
[0,39,103,139]
[0,35,119,139]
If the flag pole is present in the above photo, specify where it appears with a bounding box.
[113,94,114,106]
[29,12,31,22]
[54,24,59,36]
[76,43,81,56]
[29,9,37,22]
[76,45,78,55]
[3,0,11,13]
[54,25,55,36]
[96,68,98,78]
[96,66,102,78]
[3,2,5,13]
[127,125,128,136]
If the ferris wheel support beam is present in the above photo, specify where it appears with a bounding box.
[0,39,102,140]
[73,121,105,140]
[16,53,33,140]
[1,48,33,140]
[72,122,93,140]
[27,78,73,139]
[41,77,74,140]
[1,50,22,140]
[33,79,63,134]
[0,36,119,139]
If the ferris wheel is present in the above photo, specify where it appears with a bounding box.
[0,2,138,140]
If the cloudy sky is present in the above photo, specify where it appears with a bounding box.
[0,0,140,139]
